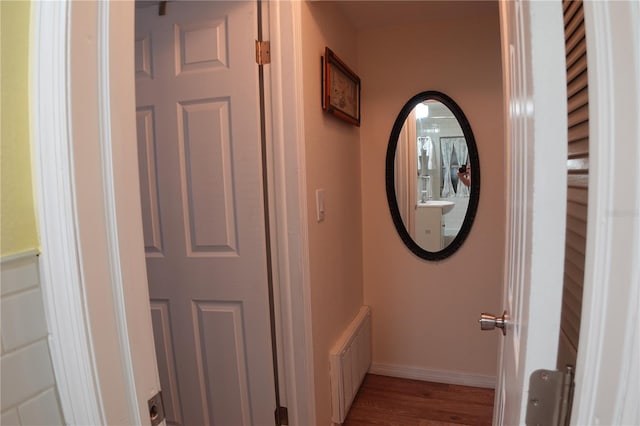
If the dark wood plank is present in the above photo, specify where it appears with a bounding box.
[344,374,494,426]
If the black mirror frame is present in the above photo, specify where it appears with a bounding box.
[385,91,480,261]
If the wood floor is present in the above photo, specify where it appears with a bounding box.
[343,374,495,426]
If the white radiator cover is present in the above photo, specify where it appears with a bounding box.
[329,306,372,424]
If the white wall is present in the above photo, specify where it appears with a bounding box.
[1,253,65,425]
[358,3,506,385]
[300,3,364,424]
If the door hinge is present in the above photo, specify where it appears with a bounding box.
[158,1,167,16]
[525,365,575,426]
[256,40,271,65]
[274,405,289,425]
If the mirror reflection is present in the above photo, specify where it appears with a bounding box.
[387,91,479,260]
[395,100,470,251]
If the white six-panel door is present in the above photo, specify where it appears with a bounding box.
[495,1,568,424]
[135,2,276,424]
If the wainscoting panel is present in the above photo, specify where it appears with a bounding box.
[1,251,64,425]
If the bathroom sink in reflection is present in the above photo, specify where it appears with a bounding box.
[417,200,455,215]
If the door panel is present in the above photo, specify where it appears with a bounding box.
[192,301,252,425]
[136,107,164,256]
[135,2,276,425]
[496,1,568,424]
[177,98,237,255]
[150,301,183,426]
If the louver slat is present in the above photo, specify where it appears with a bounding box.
[559,0,589,366]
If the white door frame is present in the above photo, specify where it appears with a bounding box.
[572,2,639,424]
[30,1,637,425]
[31,2,110,423]
[31,1,315,425]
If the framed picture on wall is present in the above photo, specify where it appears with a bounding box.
[322,47,361,126]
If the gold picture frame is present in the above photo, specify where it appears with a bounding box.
[322,47,361,126]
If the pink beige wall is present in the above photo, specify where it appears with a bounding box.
[358,5,505,380]
[300,3,364,424]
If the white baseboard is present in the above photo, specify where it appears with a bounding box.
[369,362,496,389]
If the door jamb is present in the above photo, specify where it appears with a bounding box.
[572,3,640,424]
[261,1,316,424]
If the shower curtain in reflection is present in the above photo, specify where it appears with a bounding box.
[454,138,470,197]
[441,138,454,197]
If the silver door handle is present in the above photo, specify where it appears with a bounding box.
[479,311,508,335]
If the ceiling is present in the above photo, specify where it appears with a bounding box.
[135,0,162,10]
[327,1,499,31]
[135,1,498,29]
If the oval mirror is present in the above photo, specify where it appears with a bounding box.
[385,91,480,260]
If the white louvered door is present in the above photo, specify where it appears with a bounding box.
[135,2,276,425]
[557,0,589,370]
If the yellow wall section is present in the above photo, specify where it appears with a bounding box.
[1,1,39,256]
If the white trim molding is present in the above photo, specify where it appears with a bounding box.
[96,2,144,423]
[32,2,161,424]
[31,1,106,424]
[264,1,316,424]
[0,251,66,425]
[573,2,640,425]
[370,363,496,389]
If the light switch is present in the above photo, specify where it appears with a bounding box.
[316,189,325,222]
